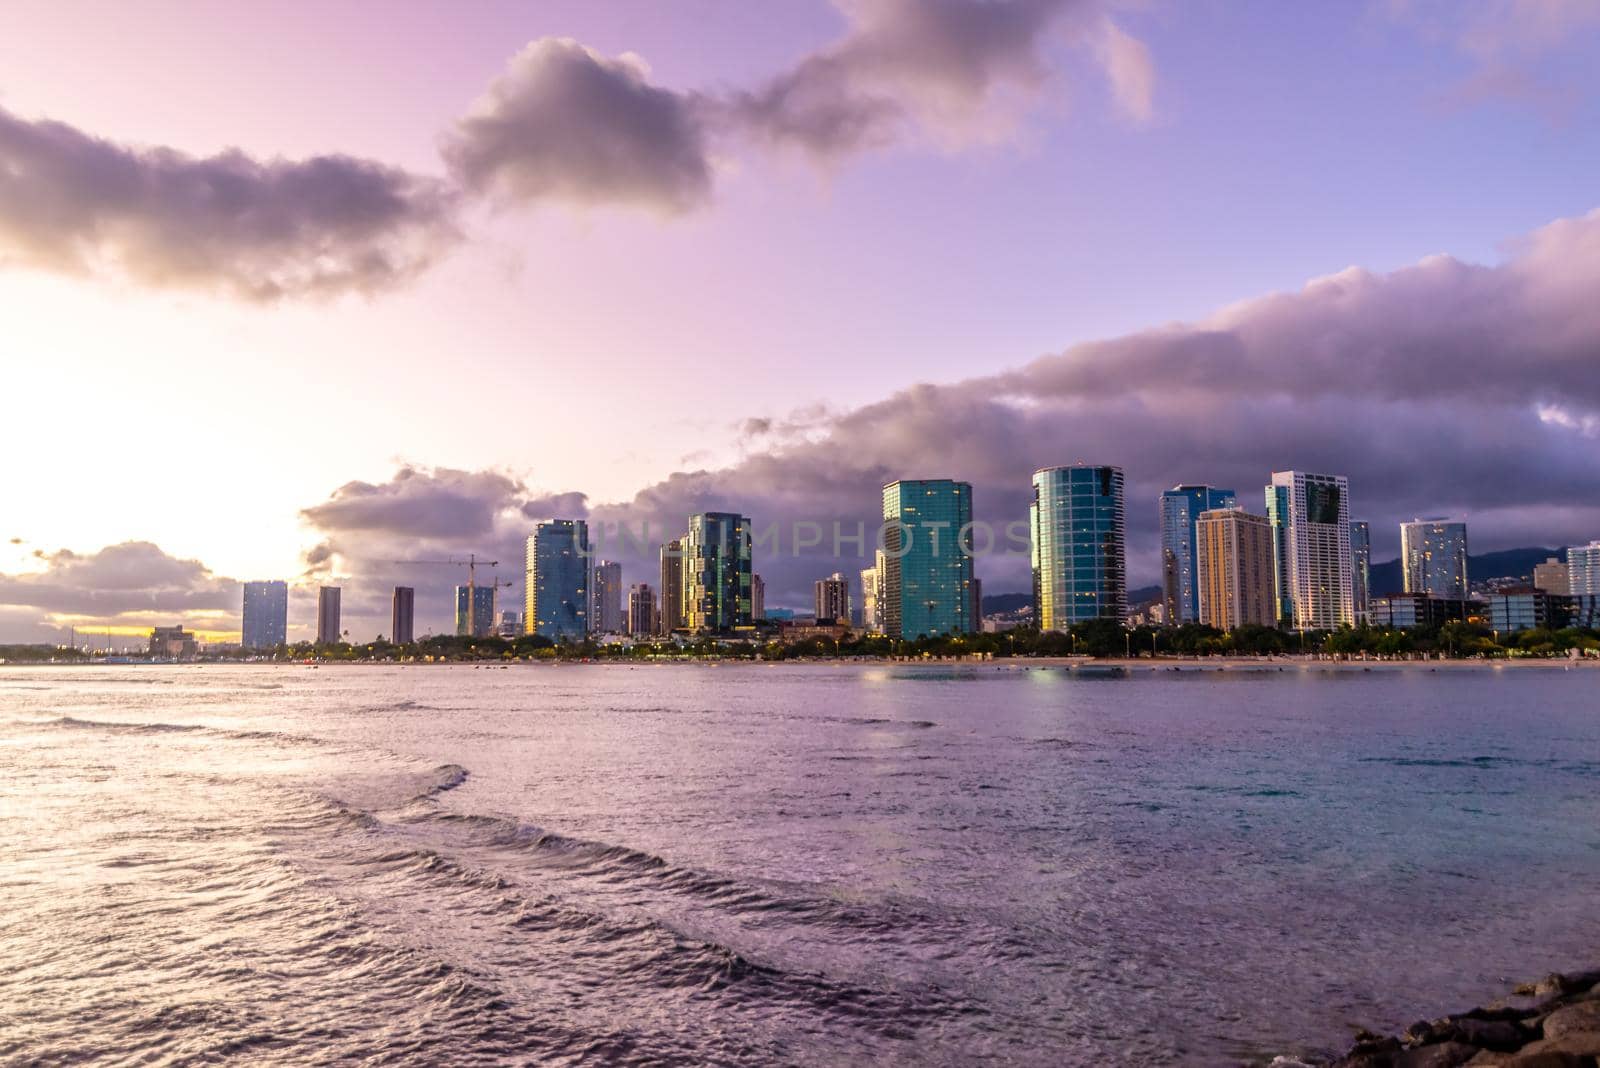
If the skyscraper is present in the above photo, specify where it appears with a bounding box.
[1349,521,1372,621]
[1195,508,1276,630]
[883,479,975,639]
[1264,482,1293,624]
[1030,465,1126,631]
[1569,540,1600,597]
[591,560,624,634]
[627,583,657,636]
[815,572,850,623]
[1265,471,1355,630]
[391,586,415,645]
[859,550,885,633]
[1401,519,1469,600]
[455,584,496,638]
[316,586,341,644]
[526,520,590,641]
[659,539,683,634]
[751,573,765,622]
[241,580,288,649]
[683,512,753,632]
[1159,485,1236,625]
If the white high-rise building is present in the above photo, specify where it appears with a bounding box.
[1400,519,1469,600]
[1265,471,1355,630]
[1569,540,1600,597]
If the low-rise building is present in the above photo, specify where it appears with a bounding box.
[1367,594,1474,630]
[1482,587,1572,634]
[149,625,199,659]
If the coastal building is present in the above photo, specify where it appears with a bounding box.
[884,479,975,639]
[1159,485,1236,625]
[814,572,850,623]
[241,580,288,649]
[859,550,885,633]
[1194,507,1276,630]
[971,576,982,631]
[1569,540,1600,597]
[1350,521,1372,621]
[455,584,496,638]
[1031,465,1126,631]
[496,611,519,639]
[1482,587,1573,634]
[682,512,753,632]
[391,586,415,645]
[1265,471,1355,630]
[627,583,657,636]
[149,625,198,659]
[526,520,590,641]
[1533,556,1570,596]
[659,539,683,634]
[1401,519,1470,600]
[316,586,341,644]
[752,573,765,622]
[1367,593,1473,630]
[591,560,624,634]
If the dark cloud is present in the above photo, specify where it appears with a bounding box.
[726,0,1145,157]
[445,3,1151,214]
[0,105,458,300]
[442,38,715,214]
[0,541,236,617]
[300,467,524,540]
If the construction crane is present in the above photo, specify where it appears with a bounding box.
[391,553,508,637]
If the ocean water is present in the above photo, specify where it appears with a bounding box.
[2,663,1598,1066]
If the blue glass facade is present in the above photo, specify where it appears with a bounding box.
[526,520,590,641]
[455,584,496,638]
[1030,466,1126,631]
[882,480,974,639]
[683,512,753,632]
[1159,485,1236,624]
[241,580,288,649]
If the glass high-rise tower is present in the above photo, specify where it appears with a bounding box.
[1031,465,1127,631]
[241,580,288,649]
[1159,485,1236,625]
[455,584,496,638]
[682,512,753,632]
[526,520,590,641]
[1400,519,1469,600]
[883,480,974,639]
[1349,521,1371,621]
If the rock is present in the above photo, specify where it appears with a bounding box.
[1392,1042,1484,1067]
[1464,1052,1513,1066]
[1445,1018,1531,1051]
[1502,1029,1600,1064]
[1543,1002,1600,1039]
[1515,973,1600,999]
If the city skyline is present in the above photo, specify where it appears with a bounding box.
[3,3,1600,642]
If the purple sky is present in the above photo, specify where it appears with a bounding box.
[1,0,1598,642]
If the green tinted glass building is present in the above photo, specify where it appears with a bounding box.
[1031,465,1126,630]
[882,479,974,639]
[682,512,753,632]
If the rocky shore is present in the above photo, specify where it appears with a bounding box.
[1302,970,1600,1066]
